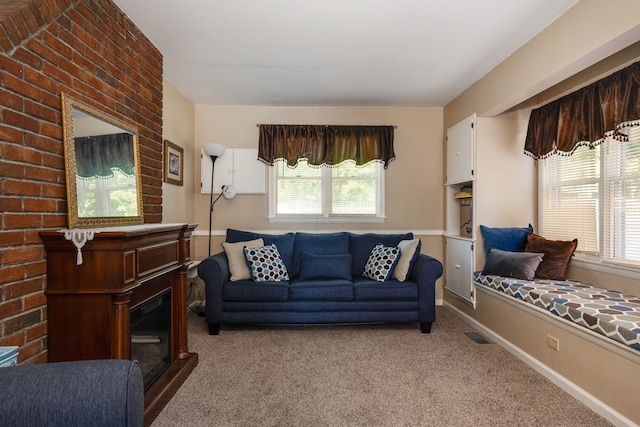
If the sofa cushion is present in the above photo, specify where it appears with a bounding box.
[243,244,290,282]
[481,248,544,281]
[352,277,418,301]
[289,279,354,301]
[222,238,264,281]
[227,229,295,273]
[349,232,413,277]
[362,244,400,282]
[392,238,421,282]
[292,232,350,277]
[524,233,578,280]
[223,280,289,302]
[298,252,352,281]
[479,224,533,260]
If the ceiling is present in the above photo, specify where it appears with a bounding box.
[113,0,578,107]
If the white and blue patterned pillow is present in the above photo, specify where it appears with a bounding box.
[243,244,290,282]
[363,243,400,282]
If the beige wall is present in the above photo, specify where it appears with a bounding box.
[442,1,640,423]
[162,78,196,224]
[192,105,446,298]
[445,0,640,126]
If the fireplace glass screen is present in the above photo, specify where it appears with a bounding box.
[130,290,171,389]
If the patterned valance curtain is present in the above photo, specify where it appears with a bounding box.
[74,133,135,178]
[258,124,396,168]
[524,61,640,159]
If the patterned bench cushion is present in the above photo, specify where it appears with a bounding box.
[474,272,640,351]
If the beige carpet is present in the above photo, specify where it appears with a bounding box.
[152,307,611,426]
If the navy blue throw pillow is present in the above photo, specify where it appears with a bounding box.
[479,224,533,261]
[298,252,352,281]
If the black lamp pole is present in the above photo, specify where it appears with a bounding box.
[208,155,220,258]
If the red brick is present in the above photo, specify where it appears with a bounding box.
[6,277,43,299]
[15,338,43,362]
[3,74,41,102]
[42,61,72,86]
[25,164,58,182]
[41,182,64,198]
[39,121,62,140]
[0,86,25,110]
[0,299,23,319]
[4,213,42,229]
[25,259,46,277]
[1,17,21,46]
[4,144,42,165]
[25,321,47,342]
[0,55,24,78]
[42,213,66,227]
[26,38,59,66]
[0,196,22,212]
[24,292,46,310]
[4,178,40,196]
[3,246,42,264]
[24,67,58,95]
[24,197,56,213]
[24,99,57,122]
[13,47,43,70]
[0,230,24,246]
[0,333,25,348]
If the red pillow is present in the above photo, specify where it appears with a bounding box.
[524,233,577,280]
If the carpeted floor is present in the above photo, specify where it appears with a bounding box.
[151,306,611,426]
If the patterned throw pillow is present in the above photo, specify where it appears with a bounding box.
[363,243,400,282]
[243,244,290,282]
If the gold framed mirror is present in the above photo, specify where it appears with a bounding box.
[61,92,144,229]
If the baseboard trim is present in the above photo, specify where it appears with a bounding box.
[443,301,638,427]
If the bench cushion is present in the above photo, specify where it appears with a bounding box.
[474,272,640,351]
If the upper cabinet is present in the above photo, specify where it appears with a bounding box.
[201,148,266,194]
[446,114,475,185]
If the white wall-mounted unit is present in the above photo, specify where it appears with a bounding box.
[201,148,265,194]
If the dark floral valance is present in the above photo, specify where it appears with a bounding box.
[74,133,135,178]
[524,61,640,159]
[258,124,395,169]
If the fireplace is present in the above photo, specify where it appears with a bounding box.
[130,290,172,390]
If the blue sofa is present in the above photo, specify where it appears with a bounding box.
[0,359,144,427]
[198,229,443,335]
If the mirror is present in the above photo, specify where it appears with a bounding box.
[61,92,144,229]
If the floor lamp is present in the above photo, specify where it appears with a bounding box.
[203,143,234,258]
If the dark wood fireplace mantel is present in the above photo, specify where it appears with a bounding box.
[40,223,198,426]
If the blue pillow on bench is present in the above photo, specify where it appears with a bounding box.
[480,224,533,260]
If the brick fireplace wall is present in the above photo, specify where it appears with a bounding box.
[0,0,163,364]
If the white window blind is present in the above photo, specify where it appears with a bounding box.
[603,126,640,265]
[539,145,600,254]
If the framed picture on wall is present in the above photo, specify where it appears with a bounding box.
[164,139,184,186]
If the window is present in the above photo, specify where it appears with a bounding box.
[539,124,640,268]
[76,169,138,217]
[269,159,384,222]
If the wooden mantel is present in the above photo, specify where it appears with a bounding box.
[40,223,198,426]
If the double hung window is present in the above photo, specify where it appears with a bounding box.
[269,159,384,221]
[539,125,640,268]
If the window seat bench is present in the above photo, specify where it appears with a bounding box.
[473,272,640,352]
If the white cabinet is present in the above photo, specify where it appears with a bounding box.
[446,114,475,185]
[201,148,265,194]
[444,113,537,308]
[445,237,474,303]
[445,114,476,306]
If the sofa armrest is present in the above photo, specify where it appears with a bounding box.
[0,359,144,427]
[198,252,230,326]
[410,253,443,325]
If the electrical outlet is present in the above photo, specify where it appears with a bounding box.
[547,335,560,351]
